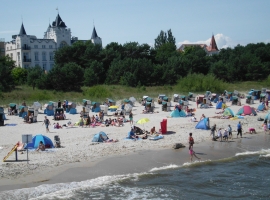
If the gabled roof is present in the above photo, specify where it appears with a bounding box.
[206,35,219,52]
[52,14,67,28]
[91,27,98,39]
[19,23,27,35]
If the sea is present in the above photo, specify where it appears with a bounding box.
[1,149,270,200]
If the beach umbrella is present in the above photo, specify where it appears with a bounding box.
[136,118,150,130]
[109,105,118,109]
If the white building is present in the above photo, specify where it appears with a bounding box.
[5,13,102,70]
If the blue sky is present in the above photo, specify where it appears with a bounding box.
[1,0,270,48]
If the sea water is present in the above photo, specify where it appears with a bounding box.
[1,149,270,200]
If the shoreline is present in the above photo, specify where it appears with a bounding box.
[1,132,269,192]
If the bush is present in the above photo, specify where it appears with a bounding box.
[84,85,112,99]
[175,73,227,93]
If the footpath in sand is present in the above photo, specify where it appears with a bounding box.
[0,98,269,188]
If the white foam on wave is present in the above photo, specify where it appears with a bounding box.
[149,164,179,172]
[235,149,270,157]
[0,172,150,200]
[182,159,211,166]
[259,154,270,158]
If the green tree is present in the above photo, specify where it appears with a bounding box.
[11,67,27,85]
[154,29,176,49]
[46,62,84,91]
[84,61,105,86]
[0,56,15,91]
[27,66,43,90]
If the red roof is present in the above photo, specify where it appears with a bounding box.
[206,35,219,52]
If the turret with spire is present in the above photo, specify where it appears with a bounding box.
[19,23,27,35]
[206,34,219,55]
[91,26,102,45]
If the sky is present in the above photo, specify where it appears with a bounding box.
[1,0,270,49]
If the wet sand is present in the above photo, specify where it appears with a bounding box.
[1,132,269,192]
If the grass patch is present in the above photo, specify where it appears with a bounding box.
[0,80,268,107]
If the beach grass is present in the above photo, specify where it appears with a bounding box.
[0,81,267,107]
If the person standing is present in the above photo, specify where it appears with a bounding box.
[237,121,242,138]
[42,116,50,133]
[210,124,217,140]
[217,128,223,142]
[189,146,200,162]
[129,111,133,125]
[227,125,232,139]
[58,100,61,108]
[189,133,194,149]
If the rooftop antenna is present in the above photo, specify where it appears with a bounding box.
[21,15,23,23]
[56,7,59,14]
[93,19,95,27]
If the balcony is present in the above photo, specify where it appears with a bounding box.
[23,58,31,62]
[22,46,31,50]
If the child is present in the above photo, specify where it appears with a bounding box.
[189,146,201,162]
[263,123,267,134]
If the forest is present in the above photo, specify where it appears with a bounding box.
[1,29,270,92]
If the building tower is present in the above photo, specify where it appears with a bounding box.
[44,13,71,48]
[206,34,219,55]
[91,26,102,46]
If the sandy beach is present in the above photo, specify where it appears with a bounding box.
[0,97,269,192]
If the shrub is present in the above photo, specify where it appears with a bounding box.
[84,85,112,99]
[175,73,227,93]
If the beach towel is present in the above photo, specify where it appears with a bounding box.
[124,137,142,141]
[5,124,17,126]
[149,135,164,140]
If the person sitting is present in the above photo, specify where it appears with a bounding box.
[118,118,124,126]
[8,107,12,115]
[95,115,99,122]
[90,115,95,122]
[28,113,34,123]
[55,112,60,120]
[128,128,138,139]
[105,119,110,127]
[36,141,45,151]
[191,116,198,122]
[55,122,62,129]
[150,126,156,135]
[200,114,206,121]
[59,111,66,120]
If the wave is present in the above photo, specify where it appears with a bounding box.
[149,164,179,172]
[236,149,270,157]
[0,173,149,200]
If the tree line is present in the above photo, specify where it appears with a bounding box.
[1,29,270,92]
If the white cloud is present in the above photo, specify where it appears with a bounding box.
[177,33,236,49]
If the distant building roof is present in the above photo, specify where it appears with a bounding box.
[178,35,219,55]
[91,27,98,39]
[19,23,27,35]
[206,35,219,52]
[52,14,67,28]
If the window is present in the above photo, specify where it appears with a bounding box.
[50,63,54,69]
[60,41,67,48]
[42,52,46,61]
[42,63,47,71]
[35,52,39,61]
[17,44,20,48]
[10,53,13,59]
[34,45,38,49]
[17,52,20,61]
[42,45,46,49]
[49,52,54,61]
[6,47,9,50]
[35,63,39,67]
[49,45,53,49]
[24,65,29,69]
[10,46,12,50]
